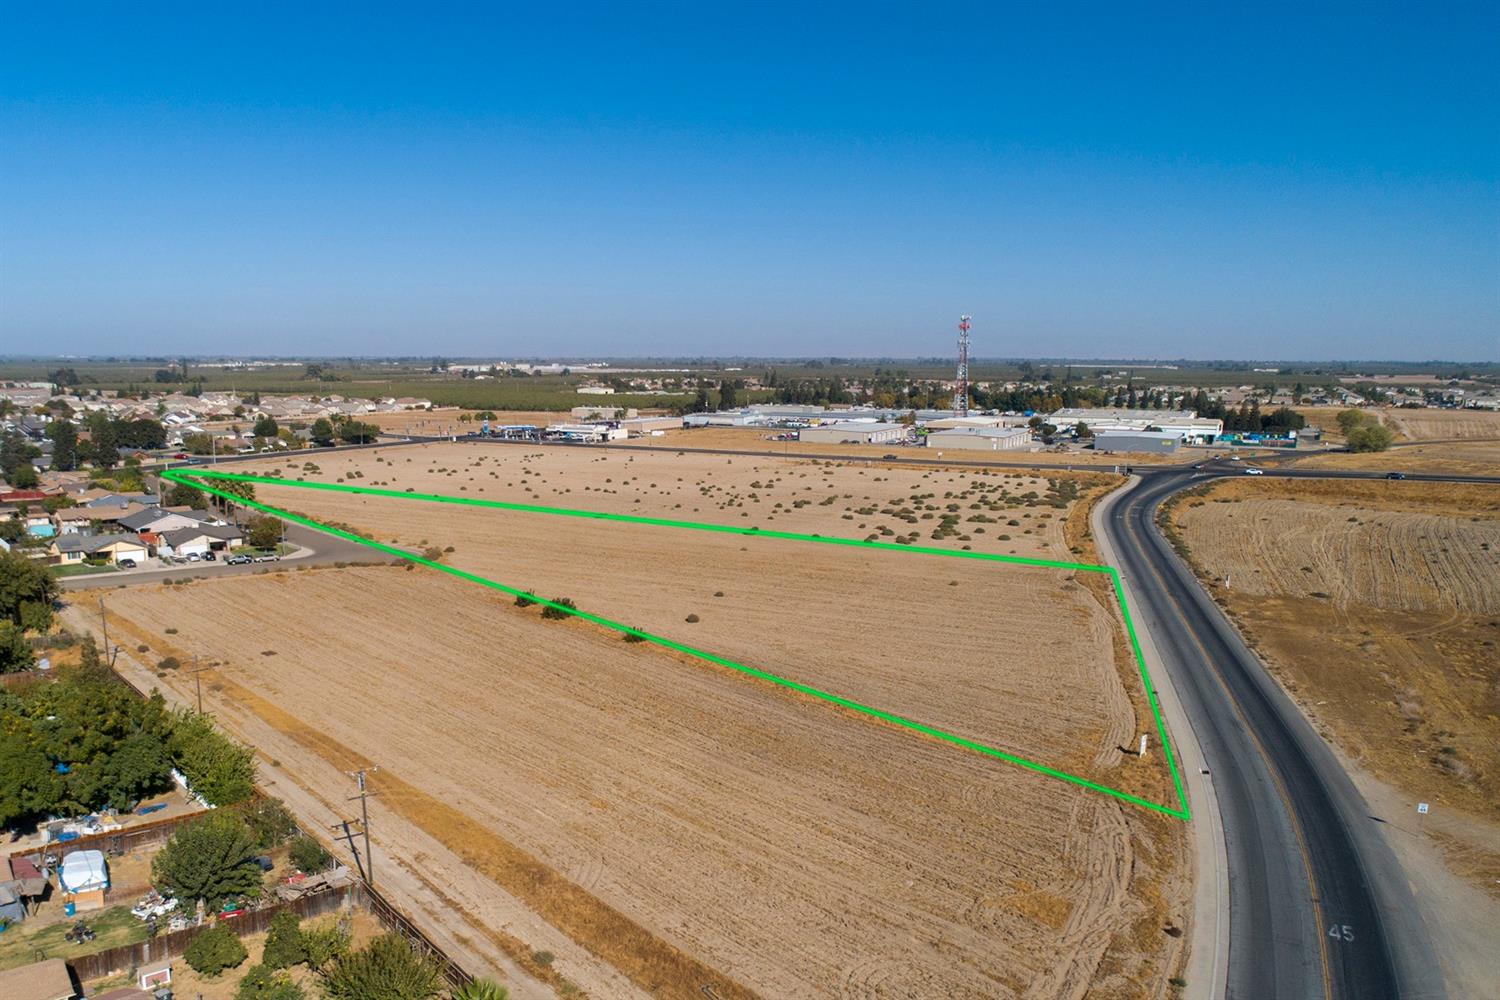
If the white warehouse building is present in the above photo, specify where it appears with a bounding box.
[924,427,1032,451]
[797,421,907,445]
[1047,408,1223,443]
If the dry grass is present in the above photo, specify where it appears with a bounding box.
[105,445,1191,998]
[1169,479,1500,825]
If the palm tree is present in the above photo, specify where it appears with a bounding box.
[452,980,509,1000]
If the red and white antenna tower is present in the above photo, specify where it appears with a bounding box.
[953,315,972,417]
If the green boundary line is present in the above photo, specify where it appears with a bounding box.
[163,466,1191,821]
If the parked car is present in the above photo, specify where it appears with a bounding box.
[1244,467,1265,475]
[253,554,279,563]
[226,555,252,565]
[118,558,137,569]
[202,551,216,561]
[186,552,200,562]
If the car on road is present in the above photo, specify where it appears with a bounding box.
[226,554,252,565]
[172,452,190,459]
[882,454,900,460]
[1244,467,1265,475]
[118,558,137,569]
[1385,471,1407,480]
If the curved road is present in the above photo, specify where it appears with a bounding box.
[1102,464,1456,999]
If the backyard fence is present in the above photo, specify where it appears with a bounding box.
[65,883,351,982]
[61,881,474,990]
[7,806,210,869]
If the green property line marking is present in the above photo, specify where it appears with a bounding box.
[163,467,1191,821]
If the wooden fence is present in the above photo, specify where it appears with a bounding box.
[65,883,351,982]
[62,881,474,990]
[7,809,200,869]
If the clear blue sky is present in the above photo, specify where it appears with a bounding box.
[3,4,1496,360]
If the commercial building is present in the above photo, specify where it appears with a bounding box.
[1048,408,1222,443]
[1093,431,1182,454]
[923,414,1032,430]
[797,421,908,445]
[924,427,1032,451]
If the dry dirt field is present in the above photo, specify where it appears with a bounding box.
[99,444,1191,998]
[1166,478,1500,863]
[1291,438,1500,476]
[1373,407,1500,441]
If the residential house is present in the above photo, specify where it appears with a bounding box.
[158,523,244,558]
[118,506,219,535]
[49,533,148,566]
[84,492,157,509]
[52,502,148,535]
[0,957,77,1000]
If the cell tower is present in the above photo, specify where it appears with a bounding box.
[953,315,972,417]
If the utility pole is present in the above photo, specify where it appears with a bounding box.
[348,767,379,887]
[187,656,210,713]
[97,597,109,662]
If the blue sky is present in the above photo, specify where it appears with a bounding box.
[2,4,1496,360]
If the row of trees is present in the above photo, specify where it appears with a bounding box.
[0,643,256,828]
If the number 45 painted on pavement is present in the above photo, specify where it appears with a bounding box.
[1328,923,1355,942]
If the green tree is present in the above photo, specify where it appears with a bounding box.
[6,461,39,489]
[183,921,249,976]
[262,909,307,970]
[335,420,380,444]
[0,728,58,826]
[253,415,280,438]
[321,935,443,1000]
[92,730,173,811]
[0,431,40,482]
[215,478,258,510]
[453,981,509,1000]
[170,711,257,805]
[167,481,207,508]
[236,964,305,1000]
[719,379,739,410]
[244,797,298,849]
[1335,408,1367,436]
[301,922,351,972]
[46,419,79,471]
[0,549,59,630]
[183,432,217,455]
[0,621,35,674]
[153,810,264,908]
[310,418,336,446]
[290,835,333,873]
[1347,423,1395,452]
[247,515,283,550]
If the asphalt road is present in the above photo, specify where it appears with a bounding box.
[1103,466,1453,999]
